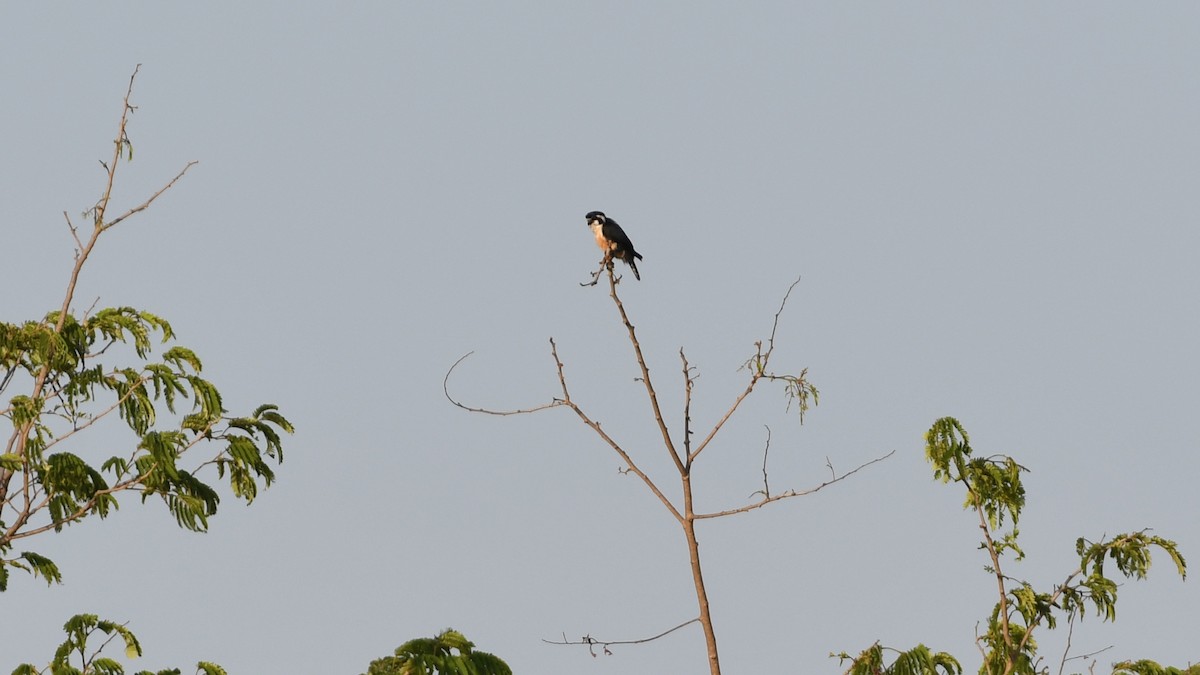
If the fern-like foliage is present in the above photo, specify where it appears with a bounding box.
[839,418,1186,675]
[834,642,962,675]
[10,613,226,675]
[1,303,293,586]
[364,629,513,675]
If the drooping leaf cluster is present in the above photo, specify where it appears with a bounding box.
[1,303,292,590]
[363,629,512,675]
[1112,662,1200,675]
[834,642,962,675]
[10,612,227,675]
[839,417,1186,675]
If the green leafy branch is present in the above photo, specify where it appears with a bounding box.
[834,642,962,675]
[11,613,227,675]
[838,417,1186,675]
[363,629,512,675]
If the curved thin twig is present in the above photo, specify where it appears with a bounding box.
[543,617,701,657]
[443,352,563,416]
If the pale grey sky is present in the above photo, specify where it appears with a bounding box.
[4,3,1199,673]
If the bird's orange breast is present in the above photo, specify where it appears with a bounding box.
[591,224,613,251]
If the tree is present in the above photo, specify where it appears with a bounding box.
[363,629,512,675]
[835,417,1187,675]
[445,265,891,675]
[2,66,291,672]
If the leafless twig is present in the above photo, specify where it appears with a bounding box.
[580,259,612,287]
[750,426,772,499]
[681,350,696,459]
[1058,615,1112,675]
[443,352,564,416]
[544,617,701,657]
[699,449,894,519]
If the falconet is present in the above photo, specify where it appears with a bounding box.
[586,211,642,280]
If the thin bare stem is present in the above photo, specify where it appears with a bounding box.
[1060,641,1112,675]
[605,267,685,475]
[103,160,198,231]
[544,617,700,657]
[442,342,683,523]
[697,450,894,519]
[681,350,694,462]
[689,277,800,464]
[547,341,683,524]
[752,426,772,499]
[63,211,83,253]
[41,373,151,453]
[1057,614,1075,675]
[443,352,564,416]
[580,259,609,287]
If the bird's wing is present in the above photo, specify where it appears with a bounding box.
[602,220,634,251]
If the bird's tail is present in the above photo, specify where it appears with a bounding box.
[629,258,641,280]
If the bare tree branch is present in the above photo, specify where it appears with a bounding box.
[102,160,198,231]
[681,349,695,460]
[544,617,701,657]
[63,210,83,255]
[602,267,686,474]
[580,259,610,287]
[750,425,772,500]
[696,450,894,519]
[690,277,802,464]
[443,341,684,523]
[443,352,564,416]
[547,339,683,524]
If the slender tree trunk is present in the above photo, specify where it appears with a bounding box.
[681,473,721,675]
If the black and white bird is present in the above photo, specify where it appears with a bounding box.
[586,211,642,280]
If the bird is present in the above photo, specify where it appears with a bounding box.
[586,211,642,280]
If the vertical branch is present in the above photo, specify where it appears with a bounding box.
[604,269,721,674]
[968,486,1015,674]
[759,426,771,499]
[58,65,141,335]
[681,350,694,464]
[681,486,721,675]
[605,268,685,475]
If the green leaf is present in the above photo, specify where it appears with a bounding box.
[20,551,63,586]
[162,346,202,372]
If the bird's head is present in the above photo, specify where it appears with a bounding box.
[585,211,606,227]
